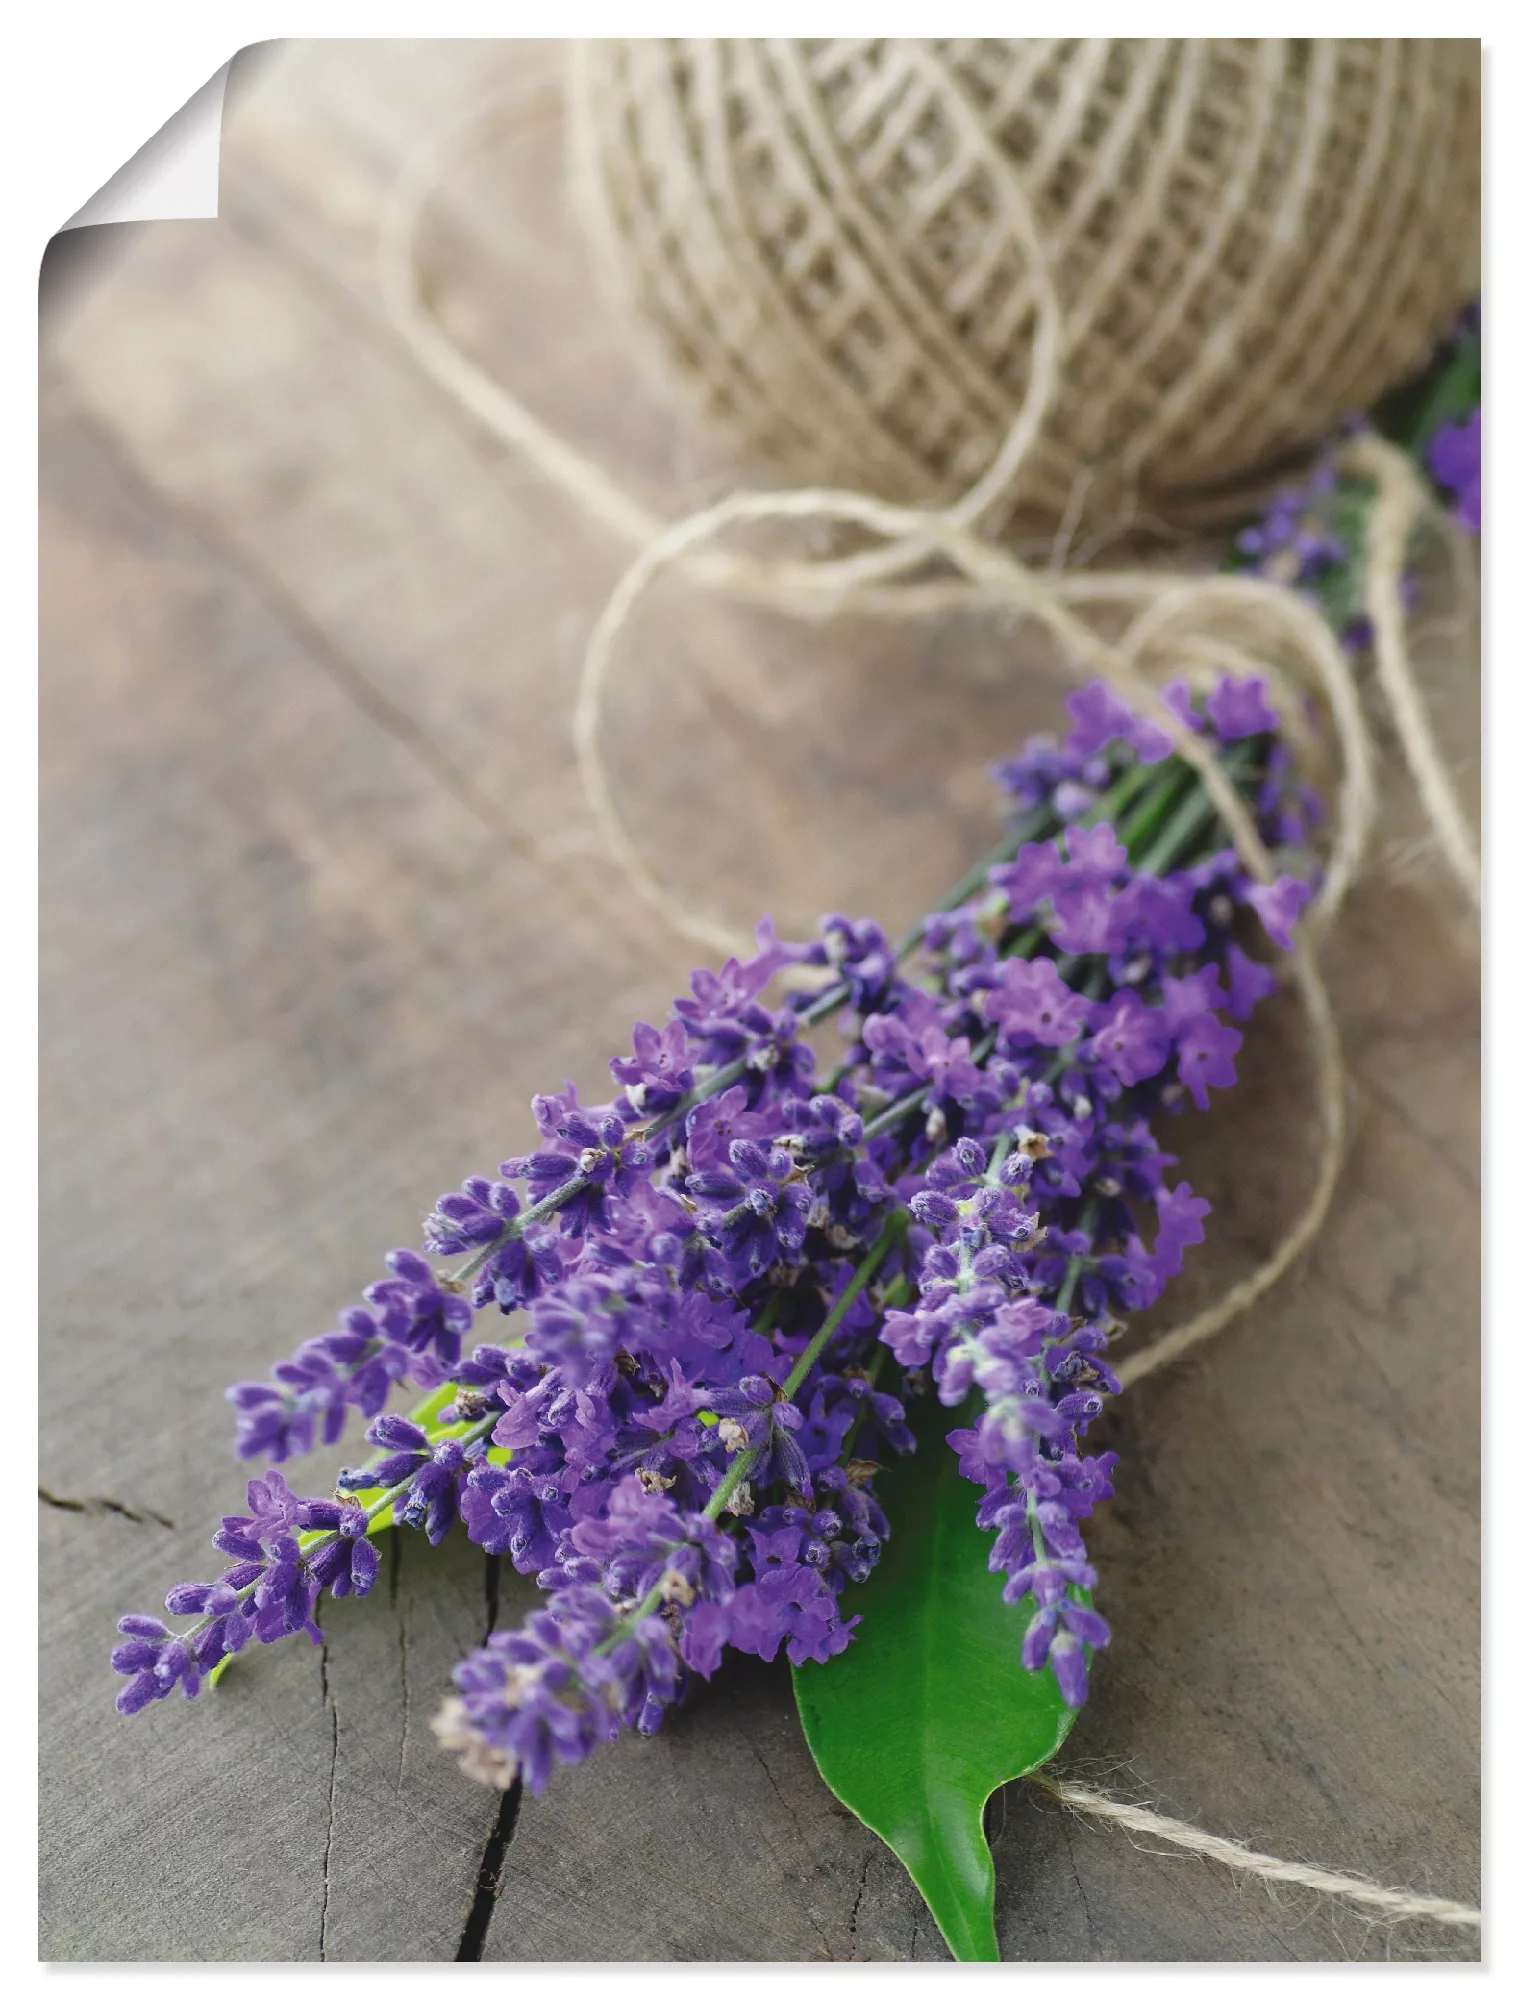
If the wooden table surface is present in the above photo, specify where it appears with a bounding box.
[39,40,1480,1964]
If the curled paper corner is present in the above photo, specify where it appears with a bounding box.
[61,58,231,231]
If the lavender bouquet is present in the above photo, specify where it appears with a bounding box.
[109,320,1478,1963]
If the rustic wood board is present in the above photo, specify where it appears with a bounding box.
[39,39,1479,1963]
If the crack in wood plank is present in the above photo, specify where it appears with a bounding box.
[455,1779,524,1961]
[847,1852,868,1958]
[392,1530,412,1790]
[319,1641,337,1963]
[1059,1808,1096,1952]
[737,1724,838,1959]
[450,1547,523,1961]
[38,1486,175,1530]
[483,1551,501,1643]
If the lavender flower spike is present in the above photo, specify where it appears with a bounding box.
[118,670,1326,1817]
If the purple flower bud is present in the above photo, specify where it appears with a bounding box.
[1022,1604,1059,1673]
[1049,1630,1089,1706]
[910,1189,959,1230]
[368,1413,429,1452]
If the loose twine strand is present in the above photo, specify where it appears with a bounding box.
[1028,1779,1480,1930]
[377,81,1480,1938]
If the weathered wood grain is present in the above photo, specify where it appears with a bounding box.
[40,38,1478,1962]
[36,375,664,1961]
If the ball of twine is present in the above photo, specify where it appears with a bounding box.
[568,38,1479,535]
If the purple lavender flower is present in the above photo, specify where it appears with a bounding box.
[1162,972,1244,1111]
[861,999,981,1110]
[1205,675,1276,743]
[1088,993,1170,1087]
[337,1411,434,1491]
[1064,682,1172,765]
[671,939,817,1096]
[526,1271,656,1384]
[1231,466,1346,590]
[684,1083,781,1172]
[725,1563,859,1667]
[213,1469,303,1558]
[225,1324,415,1463]
[507,1105,654,1239]
[780,1092,884,1244]
[302,1505,382,1596]
[364,1248,475,1370]
[250,1536,324,1642]
[560,1477,738,1608]
[111,1615,215,1713]
[685,1139,812,1285]
[392,1437,472,1544]
[1427,409,1480,532]
[983,958,1091,1049]
[608,1019,695,1115]
[817,913,898,1015]
[432,1586,673,1793]
[424,1174,521,1255]
[702,1374,812,1496]
[1244,877,1312,951]
[1224,943,1276,1021]
[1147,1182,1211,1281]
[990,839,1067,920]
[460,1460,573,1572]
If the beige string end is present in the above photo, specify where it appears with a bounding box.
[1033,1776,1480,1931]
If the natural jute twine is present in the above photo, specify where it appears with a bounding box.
[376,48,1480,1938]
[569,39,1479,534]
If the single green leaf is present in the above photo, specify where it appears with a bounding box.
[793,1396,1081,1961]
